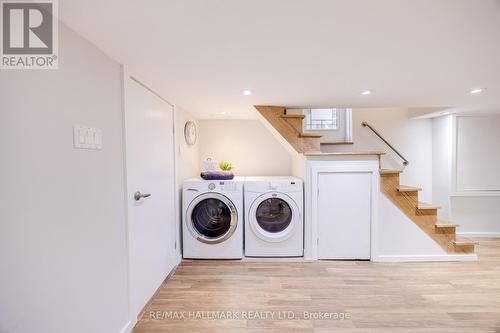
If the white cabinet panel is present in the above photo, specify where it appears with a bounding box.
[317,172,371,259]
[455,115,500,192]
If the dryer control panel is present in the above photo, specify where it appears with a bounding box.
[244,177,303,193]
[267,181,302,193]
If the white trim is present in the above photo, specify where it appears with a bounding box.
[451,191,500,197]
[128,76,174,107]
[451,115,500,194]
[119,320,134,333]
[451,114,458,193]
[345,109,353,142]
[457,232,500,238]
[373,254,477,262]
[172,105,182,262]
[120,65,133,330]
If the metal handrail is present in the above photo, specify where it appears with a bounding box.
[362,122,409,166]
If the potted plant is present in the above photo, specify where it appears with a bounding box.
[200,161,235,180]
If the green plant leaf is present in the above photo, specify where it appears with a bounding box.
[218,161,233,171]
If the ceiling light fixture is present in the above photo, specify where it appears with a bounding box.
[242,89,253,96]
[469,88,485,95]
[361,90,372,96]
[219,111,227,115]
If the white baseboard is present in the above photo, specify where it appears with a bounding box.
[457,232,500,238]
[373,254,477,262]
[120,320,134,333]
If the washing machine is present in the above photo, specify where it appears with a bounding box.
[244,177,304,257]
[182,178,243,259]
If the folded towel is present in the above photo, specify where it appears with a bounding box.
[200,171,234,180]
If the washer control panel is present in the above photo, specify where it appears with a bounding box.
[206,181,238,191]
[219,181,237,191]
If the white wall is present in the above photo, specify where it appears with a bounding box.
[175,107,200,256]
[432,114,500,234]
[322,108,433,202]
[0,23,129,333]
[376,195,449,261]
[451,196,500,235]
[176,108,200,184]
[198,119,292,176]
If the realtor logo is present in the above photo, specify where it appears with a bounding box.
[1,0,58,69]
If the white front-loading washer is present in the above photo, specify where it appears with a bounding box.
[244,177,303,257]
[182,178,243,259]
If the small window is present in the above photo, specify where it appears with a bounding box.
[286,107,352,143]
[305,108,341,130]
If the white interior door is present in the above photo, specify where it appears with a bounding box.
[317,172,371,259]
[123,75,178,319]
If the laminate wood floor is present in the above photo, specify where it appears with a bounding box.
[134,238,500,332]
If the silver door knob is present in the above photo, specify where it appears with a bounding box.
[134,191,151,201]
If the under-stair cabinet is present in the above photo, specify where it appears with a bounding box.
[303,153,381,260]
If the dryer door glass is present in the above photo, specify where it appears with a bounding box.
[256,198,292,233]
[192,198,232,238]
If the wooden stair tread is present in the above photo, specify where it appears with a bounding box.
[281,114,305,119]
[417,202,441,210]
[453,237,476,254]
[454,237,478,246]
[435,222,459,228]
[299,133,322,138]
[321,141,354,145]
[436,220,459,228]
[435,221,458,234]
[380,169,403,175]
[397,185,422,192]
[381,169,476,255]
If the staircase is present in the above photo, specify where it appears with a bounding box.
[255,105,477,256]
[380,169,477,254]
[254,105,322,153]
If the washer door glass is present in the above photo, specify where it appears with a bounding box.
[192,198,232,238]
[255,198,292,233]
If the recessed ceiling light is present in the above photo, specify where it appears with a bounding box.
[469,88,485,95]
[440,111,450,115]
[241,89,253,96]
[219,111,227,115]
[361,90,372,96]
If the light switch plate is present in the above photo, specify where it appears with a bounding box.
[74,125,103,150]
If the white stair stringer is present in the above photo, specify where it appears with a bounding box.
[373,194,477,262]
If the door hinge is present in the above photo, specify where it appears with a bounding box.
[174,240,177,249]
[317,238,319,245]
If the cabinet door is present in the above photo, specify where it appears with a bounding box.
[317,172,371,259]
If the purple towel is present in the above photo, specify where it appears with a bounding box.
[200,171,234,180]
